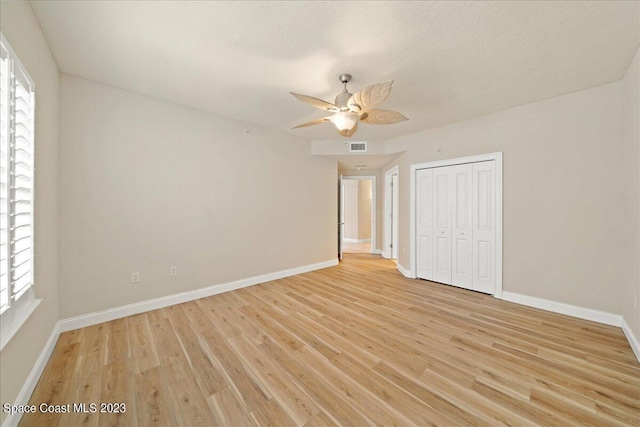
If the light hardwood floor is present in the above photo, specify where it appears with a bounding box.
[20,254,640,426]
[342,241,371,254]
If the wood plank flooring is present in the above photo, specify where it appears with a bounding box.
[20,254,640,426]
[342,242,371,254]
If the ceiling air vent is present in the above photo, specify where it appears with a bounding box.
[349,142,367,153]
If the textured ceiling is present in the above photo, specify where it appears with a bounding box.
[30,1,639,141]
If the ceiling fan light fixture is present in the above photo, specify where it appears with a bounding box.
[329,112,359,131]
[291,74,407,137]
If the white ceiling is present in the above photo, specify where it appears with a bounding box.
[31,1,639,142]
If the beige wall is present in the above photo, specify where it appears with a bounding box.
[342,179,372,241]
[622,46,640,340]
[0,2,60,423]
[384,81,628,314]
[58,75,337,318]
[358,180,372,240]
[343,180,359,240]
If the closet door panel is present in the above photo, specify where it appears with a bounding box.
[451,164,473,289]
[416,169,433,280]
[473,161,496,293]
[432,167,452,284]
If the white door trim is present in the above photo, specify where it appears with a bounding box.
[383,166,399,259]
[340,175,377,254]
[410,152,503,298]
[392,174,399,259]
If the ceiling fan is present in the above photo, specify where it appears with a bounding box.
[291,73,408,137]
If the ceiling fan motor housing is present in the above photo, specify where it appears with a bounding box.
[335,91,352,110]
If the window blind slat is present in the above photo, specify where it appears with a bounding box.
[12,235,31,244]
[13,242,29,256]
[12,246,29,257]
[12,255,29,270]
[14,135,31,145]
[13,275,32,295]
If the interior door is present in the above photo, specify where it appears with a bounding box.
[416,168,433,280]
[338,174,344,261]
[432,166,452,284]
[472,161,496,293]
[451,164,473,288]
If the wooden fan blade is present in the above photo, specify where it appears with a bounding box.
[290,92,339,112]
[360,108,408,125]
[292,117,331,129]
[338,122,358,138]
[348,80,393,110]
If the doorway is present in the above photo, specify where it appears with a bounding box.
[340,176,376,256]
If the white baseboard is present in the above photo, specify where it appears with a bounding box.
[2,258,338,427]
[621,317,640,363]
[2,323,61,427]
[373,249,382,255]
[501,291,621,327]
[59,258,338,333]
[397,263,414,279]
[496,292,639,364]
[343,238,371,244]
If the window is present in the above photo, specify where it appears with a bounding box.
[0,33,37,350]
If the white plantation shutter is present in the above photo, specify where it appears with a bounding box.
[11,68,34,299]
[0,33,35,319]
[0,48,9,314]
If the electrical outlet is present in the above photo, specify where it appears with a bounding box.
[131,272,140,283]
[169,266,177,277]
